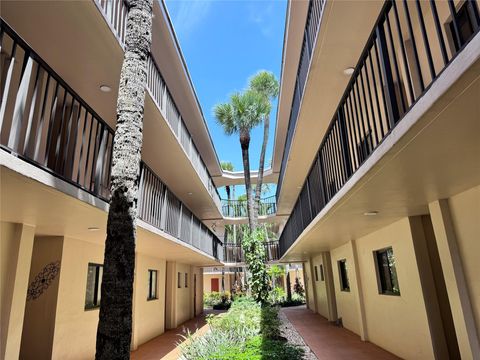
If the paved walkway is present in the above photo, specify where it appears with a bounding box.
[131,306,399,360]
[282,306,400,360]
[130,311,219,360]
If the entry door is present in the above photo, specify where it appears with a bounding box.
[211,278,219,292]
[193,274,197,316]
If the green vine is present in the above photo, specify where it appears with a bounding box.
[242,229,269,303]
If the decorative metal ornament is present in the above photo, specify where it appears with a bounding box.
[26,261,61,301]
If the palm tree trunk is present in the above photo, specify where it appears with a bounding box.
[254,113,270,222]
[240,130,256,230]
[95,0,152,358]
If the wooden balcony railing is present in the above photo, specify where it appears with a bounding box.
[0,19,223,260]
[221,195,277,218]
[223,241,280,264]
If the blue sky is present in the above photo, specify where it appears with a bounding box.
[164,0,287,197]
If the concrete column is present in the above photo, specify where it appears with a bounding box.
[1,223,35,360]
[164,261,177,329]
[307,258,319,313]
[429,200,480,359]
[322,252,338,322]
[409,216,450,359]
[349,239,368,341]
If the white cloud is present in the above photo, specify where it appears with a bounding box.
[167,0,213,39]
[248,1,275,37]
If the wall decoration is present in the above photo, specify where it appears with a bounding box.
[26,261,61,301]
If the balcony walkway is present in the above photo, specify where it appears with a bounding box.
[282,306,399,360]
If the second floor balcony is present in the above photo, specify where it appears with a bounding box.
[221,195,277,219]
[0,19,223,261]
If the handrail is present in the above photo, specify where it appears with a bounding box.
[279,0,480,257]
[221,195,277,218]
[0,19,223,260]
[223,241,280,263]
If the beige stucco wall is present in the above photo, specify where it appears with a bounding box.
[1,222,35,360]
[330,242,361,335]
[20,236,64,360]
[448,185,480,336]
[50,237,104,360]
[132,252,166,350]
[355,218,435,359]
[203,273,232,293]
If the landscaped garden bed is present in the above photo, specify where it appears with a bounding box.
[180,297,314,359]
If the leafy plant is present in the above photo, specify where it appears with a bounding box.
[242,229,269,303]
[180,298,304,360]
[268,287,286,305]
[293,277,305,297]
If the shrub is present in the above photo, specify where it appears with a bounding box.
[267,286,286,305]
[204,291,231,308]
[180,297,304,360]
[293,277,305,297]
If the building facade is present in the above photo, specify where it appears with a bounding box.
[1,0,479,359]
[275,0,480,359]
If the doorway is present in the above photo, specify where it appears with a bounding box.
[211,278,219,292]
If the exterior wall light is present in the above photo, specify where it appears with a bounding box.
[99,85,111,92]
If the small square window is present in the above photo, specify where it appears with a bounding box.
[178,272,181,288]
[314,266,319,281]
[374,247,400,296]
[338,259,350,292]
[185,273,188,288]
[148,269,158,300]
[319,264,325,281]
[85,263,103,310]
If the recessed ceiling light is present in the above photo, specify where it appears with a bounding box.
[88,227,100,231]
[363,211,379,216]
[297,186,302,189]
[99,85,111,92]
[187,192,193,195]
[343,67,355,76]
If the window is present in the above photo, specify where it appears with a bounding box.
[148,269,158,300]
[319,264,325,281]
[85,263,103,310]
[178,272,181,288]
[314,266,319,281]
[338,259,350,292]
[375,247,400,296]
[448,1,479,53]
[185,273,188,288]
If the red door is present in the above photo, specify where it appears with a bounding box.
[211,278,219,292]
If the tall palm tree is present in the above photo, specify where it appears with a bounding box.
[220,160,234,203]
[95,0,153,358]
[249,71,279,222]
[214,90,268,230]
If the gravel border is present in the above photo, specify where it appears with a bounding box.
[279,310,318,360]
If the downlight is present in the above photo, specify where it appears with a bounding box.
[363,211,379,216]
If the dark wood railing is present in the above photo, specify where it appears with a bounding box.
[279,0,480,257]
[0,19,114,201]
[223,241,280,264]
[221,195,277,218]
[0,19,223,260]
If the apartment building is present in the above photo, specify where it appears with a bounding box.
[1,0,479,359]
[275,0,480,359]
[0,1,227,358]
